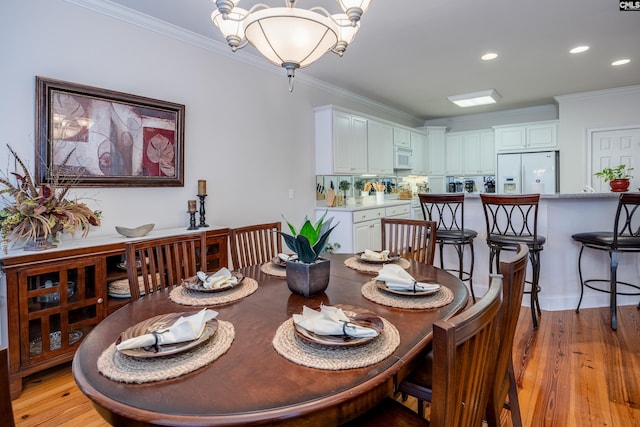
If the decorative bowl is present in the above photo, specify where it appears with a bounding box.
[115,224,155,238]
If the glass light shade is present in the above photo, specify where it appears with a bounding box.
[339,0,372,13]
[211,7,247,50]
[332,13,359,56]
[244,7,338,69]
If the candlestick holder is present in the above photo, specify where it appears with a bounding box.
[197,194,209,228]
[187,211,198,230]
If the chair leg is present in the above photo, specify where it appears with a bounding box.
[529,250,541,329]
[469,241,476,303]
[507,363,523,427]
[610,251,618,331]
[576,245,586,313]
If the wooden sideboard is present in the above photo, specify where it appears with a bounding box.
[0,226,229,398]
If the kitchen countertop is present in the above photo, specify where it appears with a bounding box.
[315,199,411,212]
[454,192,622,199]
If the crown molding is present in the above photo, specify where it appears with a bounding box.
[63,0,420,124]
[554,85,640,102]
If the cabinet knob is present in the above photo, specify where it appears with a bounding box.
[97,298,104,304]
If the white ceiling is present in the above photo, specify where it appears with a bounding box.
[101,0,640,120]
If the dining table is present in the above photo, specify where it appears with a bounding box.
[72,253,469,426]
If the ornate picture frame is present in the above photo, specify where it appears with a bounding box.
[35,76,185,187]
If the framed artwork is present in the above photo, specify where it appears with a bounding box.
[35,76,185,187]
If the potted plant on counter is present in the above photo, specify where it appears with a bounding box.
[278,211,338,297]
[594,164,634,192]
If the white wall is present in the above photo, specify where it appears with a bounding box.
[0,0,419,242]
[555,86,640,193]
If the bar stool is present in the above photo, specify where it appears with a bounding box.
[572,193,640,330]
[481,194,544,329]
[418,193,478,301]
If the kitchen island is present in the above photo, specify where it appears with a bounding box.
[449,192,638,311]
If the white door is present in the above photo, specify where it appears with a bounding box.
[590,128,640,192]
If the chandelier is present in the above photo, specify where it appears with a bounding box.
[211,0,372,91]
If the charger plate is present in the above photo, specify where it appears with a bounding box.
[293,304,383,347]
[116,311,218,358]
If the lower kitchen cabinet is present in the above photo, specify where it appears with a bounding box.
[317,203,411,253]
[1,226,229,398]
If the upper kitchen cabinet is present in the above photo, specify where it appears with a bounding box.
[425,126,447,176]
[315,106,368,175]
[410,131,428,175]
[446,130,495,176]
[494,120,558,152]
[393,127,411,147]
[367,120,394,175]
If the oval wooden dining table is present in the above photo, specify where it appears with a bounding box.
[72,253,469,426]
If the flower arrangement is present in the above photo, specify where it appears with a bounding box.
[0,145,101,253]
[278,211,338,264]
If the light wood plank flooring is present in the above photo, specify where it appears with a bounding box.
[10,305,640,426]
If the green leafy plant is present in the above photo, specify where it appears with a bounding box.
[594,164,634,182]
[0,145,101,253]
[354,179,365,192]
[279,211,338,263]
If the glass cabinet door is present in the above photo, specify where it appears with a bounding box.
[18,256,105,366]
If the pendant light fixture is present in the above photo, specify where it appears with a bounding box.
[212,0,372,91]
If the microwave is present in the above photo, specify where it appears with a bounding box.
[394,146,412,170]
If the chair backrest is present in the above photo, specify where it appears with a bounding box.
[418,193,466,236]
[480,194,540,243]
[230,222,282,269]
[613,193,640,247]
[125,232,207,300]
[430,275,503,427]
[0,347,15,427]
[381,218,437,265]
[487,243,529,426]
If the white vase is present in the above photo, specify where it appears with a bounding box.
[376,191,385,205]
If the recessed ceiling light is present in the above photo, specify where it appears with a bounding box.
[481,52,498,61]
[570,45,589,54]
[612,59,630,66]
[448,89,501,108]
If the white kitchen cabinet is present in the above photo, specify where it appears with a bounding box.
[446,134,464,175]
[494,121,558,152]
[367,120,394,175]
[428,176,446,193]
[410,131,428,175]
[425,126,447,176]
[315,106,368,175]
[463,130,495,175]
[315,203,411,253]
[447,130,495,176]
[393,127,411,147]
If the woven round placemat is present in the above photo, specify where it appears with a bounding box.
[260,262,286,278]
[97,320,235,383]
[169,278,258,306]
[361,280,454,309]
[344,257,411,274]
[272,317,400,370]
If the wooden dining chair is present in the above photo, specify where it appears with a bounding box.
[124,232,207,300]
[348,274,503,426]
[397,245,528,424]
[1,347,16,427]
[229,222,282,269]
[381,218,436,265]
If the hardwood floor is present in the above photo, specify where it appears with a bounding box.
[10,305,640,426]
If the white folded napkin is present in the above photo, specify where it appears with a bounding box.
[361,249,390,261]
[277,253,297,262]
[116,308,218,351]
[375,264,440,292]
[293,305,378,338]
[196,268,238,289]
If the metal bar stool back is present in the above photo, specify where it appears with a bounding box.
[572,193,640,330]
[419,193,478,301]
[480,194,545,328]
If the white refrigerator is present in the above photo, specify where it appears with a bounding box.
[497,151,559,194]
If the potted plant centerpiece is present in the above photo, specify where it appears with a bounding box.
[594,164,634,192]
[279,211,338,297]
[0,145,101,253]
